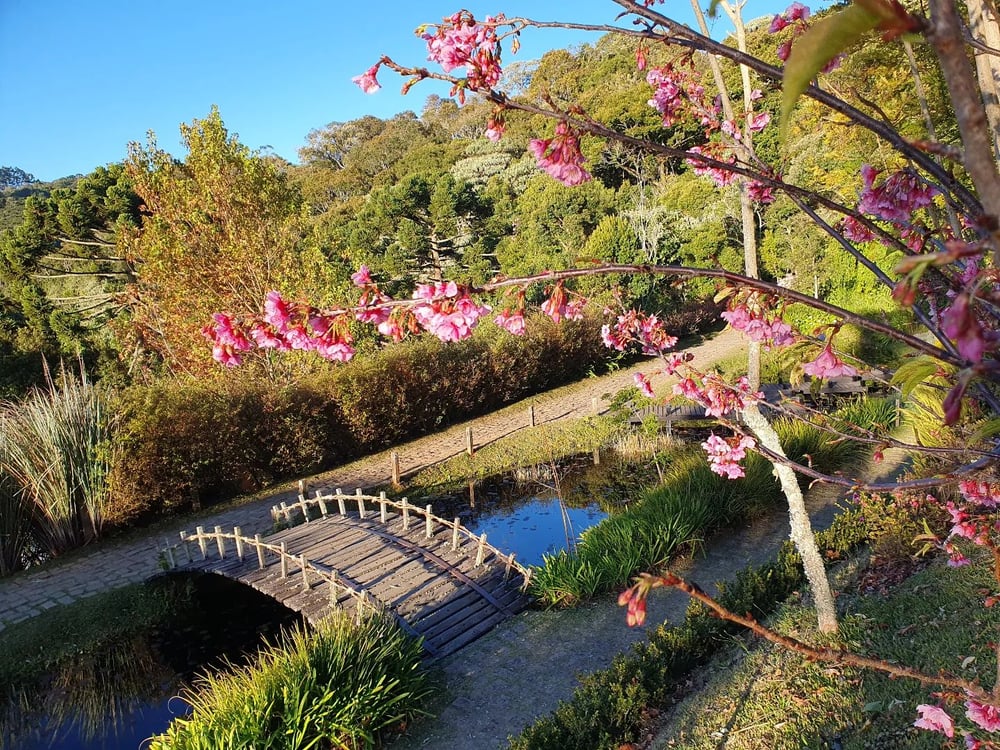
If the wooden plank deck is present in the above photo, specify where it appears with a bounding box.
[171,506,532,660]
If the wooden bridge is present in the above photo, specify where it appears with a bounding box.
[160,490,533,659]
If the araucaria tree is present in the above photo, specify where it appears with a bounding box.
[204,0,1000,742]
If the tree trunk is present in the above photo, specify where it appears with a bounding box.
[742,404,839,633]
[966,0,1000,159]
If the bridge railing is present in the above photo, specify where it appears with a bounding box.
[159,525,384,623]
[270,488,534,589]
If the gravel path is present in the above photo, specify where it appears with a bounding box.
[0,328,743,631]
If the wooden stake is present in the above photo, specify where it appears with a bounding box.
[452,517,461,550]
[379,491,388,523]
[179,531,192,564]
[465,426,474,455]
[528,404,535,427]
[298,479,305,502]
[391,451,401,486]
[280,542,288,578]
[318,491,328,517]
[196,526,207,560]
[475,533,487,567]
[234,526,244,561]
[402,498,410,530]
[255,534,265,569]
[505,552,516,580]
[214,526,225,558]
[425,504,434,538]
[356,488,366,519]
[337,490,347,517]
[593,446,601,465]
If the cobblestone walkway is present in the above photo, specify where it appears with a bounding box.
[0,328,743,631]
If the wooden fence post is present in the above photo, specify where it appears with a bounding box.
[280,542,288,578]
[593,446,601,465]
[179,531,192,564]
[298,479,306,502]
[336,489,347,517]
[402,498,410,530]
[391,451,401,486]
[196,526,207,560]
[214,526,226,558]
[234,526,244,561]
[592,396,599,414]
[379,491,388,523]
[528,404,535,427]
[425,504,434,538]
[255,534,265,569]
[452,517,461,550]
[465,426,474,456]
[356,488,366,519]
[317,491,329,517]
[505,552,516,580]
[475,533,487,567]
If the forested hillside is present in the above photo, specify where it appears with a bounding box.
[0,15,948,394]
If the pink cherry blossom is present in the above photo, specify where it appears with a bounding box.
[494,310,526,335]
[529,122,592,186]
[540,283,586,323]
[857,165,938,224]
[702,433,756,479]
[721,299,794,349]
[914,704,954,738]
[351,265,372,287]
[263,291,293,332]
[802,343,858,379]
[352,65,381,94]
[634,372,655,398]
[959,480,1000,507]
[966,699,1000,733]
[942,293,987,363]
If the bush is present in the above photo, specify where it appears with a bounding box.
[150,612,432,750]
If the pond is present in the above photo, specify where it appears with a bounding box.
[3,456,623,747]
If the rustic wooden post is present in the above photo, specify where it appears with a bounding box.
[279,501,293,525]
[528,404,535,427]
[356,488,366,519]
[329,572,339,608]
[234,526,244,561]
[522,568,533,590]
[196,526,207,560]
[505,552,516,580]
[179,531,192,564]
[255,534,265,569]
[465,426,474,455]
[452,517,461,550]
[592,396,599,413]
[356,591,367,624]
[163,538,176,569]
[336,489,347,517]
[593,446,601,465]
[425,504,434,538]
[300,554,310,589]
[379,491,388,523]
[391,451,401,486]
[270,506,280,523]
[317,491,329,517]
[475,533,487,567]
[401,498,410,530]
[214,526,226,558]
[280,542,288,578]
[298,479,306,502]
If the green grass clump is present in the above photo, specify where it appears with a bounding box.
[150,612,433,750]
[530,418,866,606]
[508,511,870,750]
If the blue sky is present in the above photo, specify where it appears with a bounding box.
[1,1,786,182]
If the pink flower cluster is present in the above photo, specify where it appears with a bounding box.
[529,122,592,186]
[857,164,938,225]
[601,310,678,355]
[202,291,357,366]
[646,65,709,128]
[802,343,858,379]
[914,697,1000,742]
[702,433,757,478]
[422,11,505,91]
[634,372,655,398]
[674,374,761,419]
[352,64,381,94]
[942,293,988,363]
[411,281,492,342]
[721,295,795,349]
[540,282,586,323]
[686,144,738,188]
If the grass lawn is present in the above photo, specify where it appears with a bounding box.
[650,552,999,749]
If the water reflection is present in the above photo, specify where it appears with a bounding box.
[2,574,301,750]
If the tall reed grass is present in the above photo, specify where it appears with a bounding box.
[0,366,113,564]
[150,612,433,750]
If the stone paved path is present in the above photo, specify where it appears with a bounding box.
[0,328,743,631]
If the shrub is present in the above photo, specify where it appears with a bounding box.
[150,612,432,750]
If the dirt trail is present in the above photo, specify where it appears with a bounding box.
[0,328,742,631]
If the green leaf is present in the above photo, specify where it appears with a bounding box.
[780,2,880,140]
[890,356,942,398]
[970,417,1000,444]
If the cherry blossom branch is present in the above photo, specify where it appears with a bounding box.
[517,1,982,214]
[633,570,988,697]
